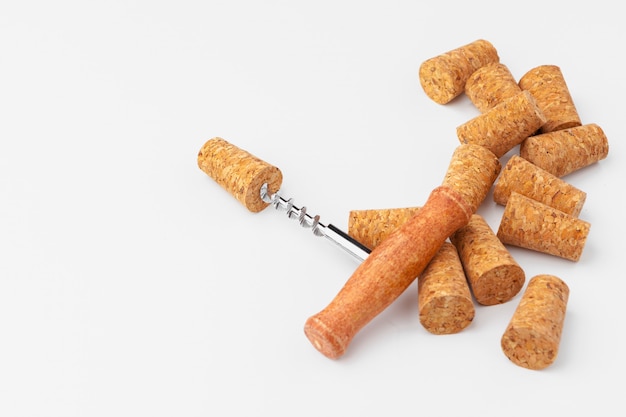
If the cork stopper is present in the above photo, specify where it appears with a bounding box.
[197,137,283,213]
[501,274,569,370]
[441,143,501,214]
[347,207,422,250]
[418,242,475,334]
[465,62,522,113]
[519,123,609,177]
[450,214,525,306]
[497,192,591,262]
[419,39,500,104]
[493,155,586,217]
[456,90,547,158]
[518,65,581,133]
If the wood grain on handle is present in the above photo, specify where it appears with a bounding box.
[304,186,473,359]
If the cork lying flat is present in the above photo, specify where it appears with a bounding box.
[497,192,591,262]
[450,214,525,306]
[419,39,499,104]
[197,137,283,212]
[493,155,586,217]
[520,123,609,177]
[456,90,546,158]
[465,62,522,113]
[518,65,581,133]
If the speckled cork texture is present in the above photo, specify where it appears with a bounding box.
[418,242,475,334]
[450,214,525,306]
[441,144,501,213]
[501,274,569,370]
[419,39,499,104]
[518,65,581,133]
[519,123,609,177]
[348,207,422,250]
[456,90,547,158]
[493,155,586,217]
[304,186,473,359]
[497,192,591,261]
[465,62,522,113]
[197,137,283,213]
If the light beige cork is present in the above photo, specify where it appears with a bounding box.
[441,144,501,213]
[418,242,475,334]
[197,137,283,213]
[456,90,547,158]
[501,274,569,370]
[304,186,473,359]
[348,207,422,250]
[465,62,522,113]
[519,123,609,177]
[493,155,586,217]
[419,39,499,104]
[450,214,525,306]
[497,192,591,262]
[518,65,581,133]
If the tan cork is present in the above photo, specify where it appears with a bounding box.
[497,192,591,262]
[493,155,586,217]
[418,242,475,334]
[501,274,569,370]
[197,137,283,213]
[519,123,609,177]
[304,186,473,359]
[348,207,422,250]
[450,214,525,306]
[441,144,501,213]
[419,39,499,104]
[518,65,581,133]
[456,90,547,158]
[465,62,522,113]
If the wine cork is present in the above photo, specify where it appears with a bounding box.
[518,65,581,133]
[450,214,525,306]
[304,186,473,359]
[519,123,609,177]
[465,62,522,113]
[497,192,591,262]
[493,155,586,217]
[348,207,422,250]
[419,39,499,104]
[418,242,475,334]
[456,90,547,158]
[441,144,501,213]
[197,137,283,213]
[501,274,569,370]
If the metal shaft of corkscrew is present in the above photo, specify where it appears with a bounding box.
[260,184,371,262]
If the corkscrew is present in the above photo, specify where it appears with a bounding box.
[197,137,371,262]
[259,183,371,262]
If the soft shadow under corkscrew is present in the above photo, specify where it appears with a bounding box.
[197,137,370,262]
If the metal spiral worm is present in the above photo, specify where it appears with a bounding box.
[260,183,371,262]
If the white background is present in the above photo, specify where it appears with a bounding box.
[1,1,623,416]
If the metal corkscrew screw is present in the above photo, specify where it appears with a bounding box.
[260,183,371,262]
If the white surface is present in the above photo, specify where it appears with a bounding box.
[1,1,623,416]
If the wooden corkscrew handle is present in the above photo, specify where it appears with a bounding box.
[304,185,473,359]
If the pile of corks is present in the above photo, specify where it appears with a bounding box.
[305,39,609,370]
